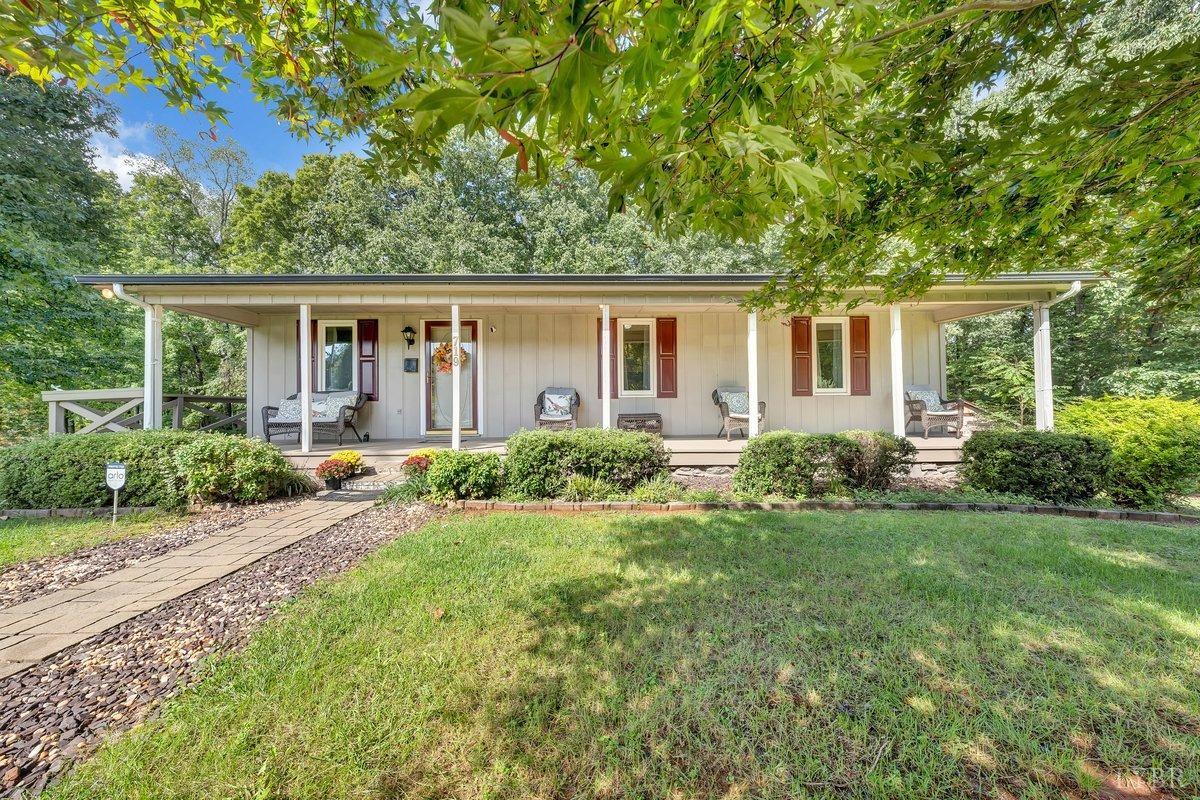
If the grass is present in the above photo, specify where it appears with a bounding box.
[0,511,182,569]
[49,511,1200,799]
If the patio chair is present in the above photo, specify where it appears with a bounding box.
[904,385,965,438]
[712,387,766,440]
[262,391,366,445]
[534,387,581,430]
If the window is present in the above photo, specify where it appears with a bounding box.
[813,318,849,394]
[318,321,357,392]
[618,319,655,396]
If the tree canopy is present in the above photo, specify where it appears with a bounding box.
[3,0,1198,310]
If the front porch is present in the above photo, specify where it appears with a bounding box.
[276,433,967,471]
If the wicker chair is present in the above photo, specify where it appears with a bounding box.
[534,388,580,430]
[712,387,766,440]
[904,385,965,438]
[262,391,366,445]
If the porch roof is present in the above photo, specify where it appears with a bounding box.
[74,271,1100,327]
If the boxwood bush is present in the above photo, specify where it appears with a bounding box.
[732,431,862,498]
[1058,396,1200,508]
[425,451,504,501]
[961,430,1111,504]
[837,430,918,491]
[0,431,307,510]
[504,428,668,498]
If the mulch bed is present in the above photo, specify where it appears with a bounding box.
[0,499,307,610]
[0,503,438,797]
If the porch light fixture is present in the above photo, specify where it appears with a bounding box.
[401,325,416,348]
[100,287,115,300]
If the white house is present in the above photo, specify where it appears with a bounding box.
[58,272,1093,468]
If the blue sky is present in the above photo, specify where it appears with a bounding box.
[93,76,364,190]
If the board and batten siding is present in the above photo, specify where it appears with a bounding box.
[247,309,944,439]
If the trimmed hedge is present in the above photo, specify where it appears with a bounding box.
[0,431,307,510]
[504,428,668,498]
[731,430,912,498]
[961,430,1111,504]
[426,451,504,501]
[1058,396,1200,508]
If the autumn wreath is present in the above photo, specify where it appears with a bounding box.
[432,341,469,374]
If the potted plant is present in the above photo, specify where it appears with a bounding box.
[329,449,365,475]
[315,458,355,490]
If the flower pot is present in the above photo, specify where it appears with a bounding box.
[324,477,343,491]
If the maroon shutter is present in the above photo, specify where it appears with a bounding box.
[656,317,677,398]
[358,319,379,401]
[295,319,318,392]
[791,316,813,396]
[595,318,617,399]
[849,316,870,396]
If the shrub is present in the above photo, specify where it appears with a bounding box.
[837,430,917,491]
[561,475,620,501]
[1058,396,1200,508]
[630,474,688,503]
[378,471,429,505]
[504,428,668,498]
[426,451,504,500]
[402,454,433,474]
[732,431,861,498]
[961,430,1111,504]
[173,435,308,503]
[328,450,364,472]
[315,458,356,481]
[0,430,200,510]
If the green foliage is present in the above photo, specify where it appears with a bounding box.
[732,432,861,499]
[173,435,307,503]
[852,488,1043,506]
[0,431,198,510]
[377,471,430,505]
[837,430,917,492]
[561,475,620,502]
[503,428,668,498]
[8,1,1199,311]
[1058,397,1200,508]
[961,431,1112,505]
[629,475,688,504]
[425,451,504,501]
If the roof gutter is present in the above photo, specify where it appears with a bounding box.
[1044,280,1083,308]
[110,282,152,312]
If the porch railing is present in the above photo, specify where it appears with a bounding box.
[42,388,247,435]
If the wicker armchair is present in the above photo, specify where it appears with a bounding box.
[262,391,366,445]
[904,385,965,438]
[534,388,580,430]
[712,387,766,440]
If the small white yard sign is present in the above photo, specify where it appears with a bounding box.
[106,462,126,525]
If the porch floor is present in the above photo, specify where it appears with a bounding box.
[277,432,964,469]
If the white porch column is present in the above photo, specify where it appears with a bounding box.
[600,304,612,429]
[451,303,462,450]
[299,304,313,453]
[890,306,905,437]
[244,326,255,438]
[1033,302,1054,430]
[143,304,163,430]
[747,311,760,437]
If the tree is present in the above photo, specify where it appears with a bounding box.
[5,0,1199,310]
[149,125,254,245]
[119,171,221,273]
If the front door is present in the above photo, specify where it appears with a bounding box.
[424,320,478,433]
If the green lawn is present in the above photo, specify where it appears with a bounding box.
[50,511,1200,799]
[0,511,181,569]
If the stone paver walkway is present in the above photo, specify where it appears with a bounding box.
[0,498,372,679]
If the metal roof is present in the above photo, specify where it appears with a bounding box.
[75,271,1100,287]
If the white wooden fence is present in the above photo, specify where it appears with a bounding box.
[42,388,246,435]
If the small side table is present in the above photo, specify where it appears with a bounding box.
[617,413,663,434]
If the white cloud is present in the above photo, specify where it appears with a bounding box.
[90,119,155,191]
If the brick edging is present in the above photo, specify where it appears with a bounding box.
[445,499,1200,525]
[0,506,158,519]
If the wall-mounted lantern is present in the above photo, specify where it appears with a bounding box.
[401,325,416,348]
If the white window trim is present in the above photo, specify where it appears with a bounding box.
[617,317,656,398]
[317,319,358,392]
[812,316,851,396]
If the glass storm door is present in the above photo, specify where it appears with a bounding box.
[425,320,478,432]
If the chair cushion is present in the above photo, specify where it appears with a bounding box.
[539,412,573,422]
[542,389,574,419]
[274,398,303,422]
[322,391,359,412]
[717,389,750,415]
[907,389,947,413]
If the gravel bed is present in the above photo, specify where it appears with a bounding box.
[0,502,439,797]
[0,498,307,610]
